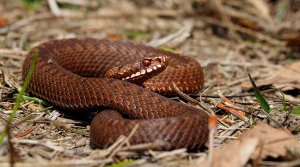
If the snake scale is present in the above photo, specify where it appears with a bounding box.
[22,38,209,150]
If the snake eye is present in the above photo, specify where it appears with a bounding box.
[142,59,151,67]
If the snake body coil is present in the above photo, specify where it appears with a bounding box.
[22,38,209,150]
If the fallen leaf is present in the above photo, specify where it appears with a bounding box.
[242,61,300,91]
[190,122,300,167]
[244,122,299,160]
[191,137,258,167]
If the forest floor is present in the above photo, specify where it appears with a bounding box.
[0,0,299,167]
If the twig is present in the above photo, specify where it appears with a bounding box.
[151,148,187,160]
[97,8,178,19]
[172,83,230,128]
[172,83,210,115]
[12,107,50,128]
[90,136,126,158]
[108,124,139,159]
[207,98,249,122]
[148,20,194,47]
[217,121,245,143]
[47,0,62,16]
[15,126,36,138]
[11,139,64,152]
[0,159,113,167]
[120,140,168,152]
[216,90,249,121]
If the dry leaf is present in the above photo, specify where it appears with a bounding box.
[243,122,299,160]
[190,122,299,167]
[192,137,258,167]
[242,61,300,91]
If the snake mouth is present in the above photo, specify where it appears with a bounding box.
[105,55,167,83]
[121,56,167,81]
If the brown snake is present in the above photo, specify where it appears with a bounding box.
[22,38,209,150]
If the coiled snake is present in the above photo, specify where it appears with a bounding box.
[22,38,209,150]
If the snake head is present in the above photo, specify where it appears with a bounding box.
[105,55,167,83]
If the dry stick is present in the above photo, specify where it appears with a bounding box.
[107,124,139,159]
[172,83,211,115]
[208,98,249,122]
[12,112,46,128]
[120,140,168,152]
[0,159,113,167]
[172,83,229,128]
[91,136,126,159]
[217,121,245,144]
[217,90,236,107]
[152,148,187,160]
[148,20,194,47]
[11,139,64,152]
[93,125,140,167]
[15,126,36,138]
[47,0,62,16]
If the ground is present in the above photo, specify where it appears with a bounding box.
[0,0,299,167]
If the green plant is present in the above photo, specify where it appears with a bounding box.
[0,50,39,146]
[248,73,271,113]
[107,159,135,167]
[22,0,43,10]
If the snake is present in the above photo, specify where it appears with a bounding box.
[22,38,209,151]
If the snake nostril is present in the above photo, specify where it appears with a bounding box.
[142,59,151,67]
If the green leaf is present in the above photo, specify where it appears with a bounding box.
[14,94,51,106]
[292,106,300,115]
[273,87,287,112]
[159,46,178,54]
[22,0,43,10]
[248,73,271,113]
[124,31,148,39]
[107,159,135,167]
[0,49,39,146]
